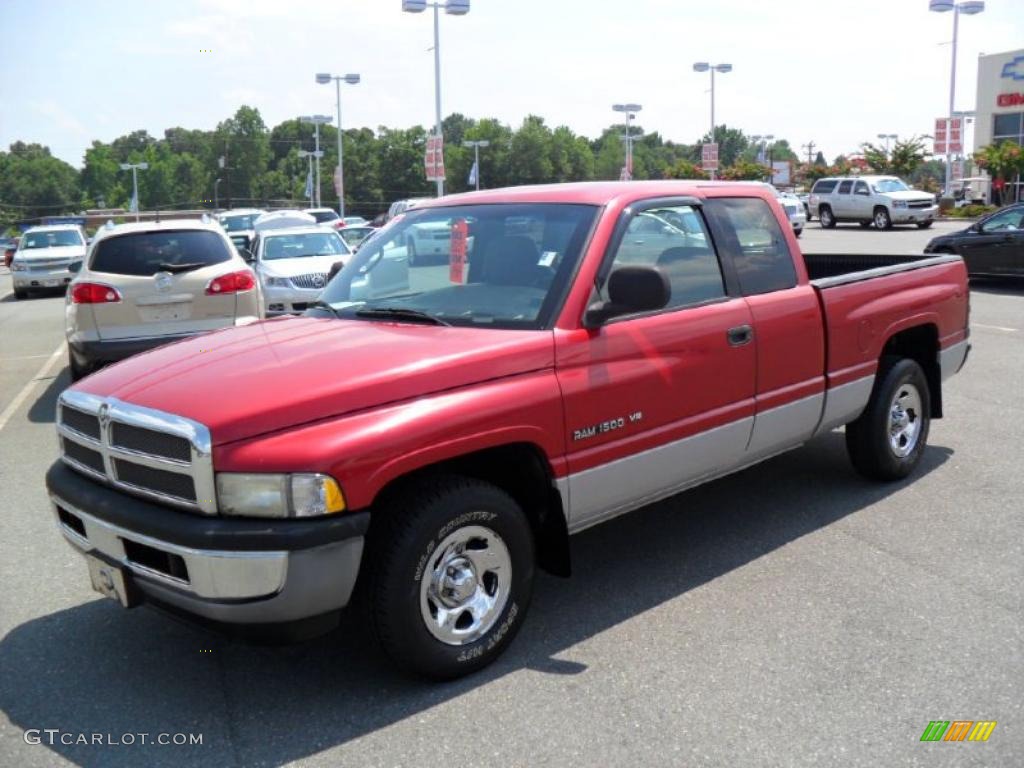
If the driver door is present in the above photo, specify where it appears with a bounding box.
[960,208,1024,276]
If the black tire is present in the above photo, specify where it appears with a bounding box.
[917,221,933,229]
[366,475,535,680]
[14,288,27,300]
[68,350,92,382]
[845,357,931,481]
[794,229,802,238]
[859,221,873,228]
[873,206,893,230]
[819,205,836,229]
[803,204,812,220]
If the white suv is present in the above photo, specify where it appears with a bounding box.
[66,218,262,380]
[10,224,87,299]
[809,176,938,230]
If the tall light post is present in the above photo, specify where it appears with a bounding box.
[877,133,898,156]
[462,139,489,190]
[298,150,323,208]
[316,72,360,218]
[214,177,222,211]
[693,62,732,180]
[751,134,775,182]
[300,115,333,207]
[612,104,642,180]
[402,0,470,198]
[929,0,984,196]
[119,162,148,222]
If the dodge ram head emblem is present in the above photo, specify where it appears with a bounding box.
[97,403,111,429]
[154,271,173,293]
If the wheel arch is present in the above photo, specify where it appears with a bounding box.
[880,323,942,418]
[369,442,571,577]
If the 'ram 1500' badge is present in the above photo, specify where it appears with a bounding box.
[573,411,642,441]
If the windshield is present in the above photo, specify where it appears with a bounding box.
[315,203,598,330]
[311,210,340,223]
[91,230,233,276]
[22,230,83,249]
[262,231,349,260]
[220,214,260,231]
[872,179,909,193]
[339,227,373,248]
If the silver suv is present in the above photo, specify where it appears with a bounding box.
[10,224,87,299]
[809,176,938,230]
[65,218,262,380]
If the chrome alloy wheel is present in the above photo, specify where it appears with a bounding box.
[888,383,923,458]
[419,524,511,646]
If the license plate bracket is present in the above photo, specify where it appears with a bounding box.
[86,553,140,608]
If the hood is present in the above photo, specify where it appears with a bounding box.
[258,254,345,278]
[75,316,554,445]
[16,245,86,261]
[881,190,934,202]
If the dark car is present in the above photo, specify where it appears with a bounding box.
[924,203,1024,278]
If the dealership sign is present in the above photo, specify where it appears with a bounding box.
[997,92,1024,107]
[933,117,962,154]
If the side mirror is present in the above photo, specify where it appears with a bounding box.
[584,266,670,327]
[68,261,83,274]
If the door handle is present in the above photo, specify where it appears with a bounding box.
[727,325,753,347]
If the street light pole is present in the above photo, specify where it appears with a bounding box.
[402,0,470,198]
[462,140,490,190]
[877,133,898,155]
[119,162,148,222]
[929,0,984,196]
[300,115,332,207]
[692,62,732,180]
[298,150,323,208]
[612,104,642,180]
[317,72,361,218]
[214,178,222,211]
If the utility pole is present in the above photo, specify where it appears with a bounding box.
[801,141,816,165]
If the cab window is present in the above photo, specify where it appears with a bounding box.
[837,180,853,194]
[603,204,725,310]
[705,197,797,296]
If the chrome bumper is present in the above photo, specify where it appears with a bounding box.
[892,205,938,223]
[51,493,365,624]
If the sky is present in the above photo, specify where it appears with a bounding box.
[1,0,1022,169]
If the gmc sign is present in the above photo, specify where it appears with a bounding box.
[997,92,1024,107]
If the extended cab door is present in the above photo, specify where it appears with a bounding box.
[556,200,757,531]
[703,196,826,459]
[852,179,873,220]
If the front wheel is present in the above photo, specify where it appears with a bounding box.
[819,206,836,229]
[366,476,535,680]
[845,357,931,481]
[14,288,27,300]
[873,207,893,230]
[917,221,933,229]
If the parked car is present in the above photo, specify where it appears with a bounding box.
[772,189,807,237]
[46,181,969,680]
[386,197,430,222]
[10,224,88,299]
[338,225,375,250]
[217,208,265,253]
[253,209,317,232]
[64,218,262,381]
[809,176,938,230]
[343,216,369,227]
[2,236,20,268]
[250,226,351,315]
[924,202,1024,277]
[308,207,345,230]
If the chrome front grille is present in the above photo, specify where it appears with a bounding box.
[57,391,216,514]
[290,273,329,290]
[908,200,933,209]
[25,257,75,270]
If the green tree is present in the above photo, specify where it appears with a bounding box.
[719,158,771,181]
[888,136,929,179]
[216,106,270,206]
[662,159,708,180]
[509,115,554,184]
[0,142,80,222]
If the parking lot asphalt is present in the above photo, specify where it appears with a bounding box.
[0,221,1021,767]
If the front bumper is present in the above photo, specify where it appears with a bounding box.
[12,266,74,290]
[891,205,938,223]
[46,461,368,624]
[263,286,322,315]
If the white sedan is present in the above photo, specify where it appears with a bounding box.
[250,227,351,315]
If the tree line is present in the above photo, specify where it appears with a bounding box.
[0,105,947,226]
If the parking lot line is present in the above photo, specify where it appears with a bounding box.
[0,343,64,432]
[973,323,1018,333]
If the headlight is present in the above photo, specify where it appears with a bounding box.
[216,473,346,518]
[892,200,908,209]
[11,259,27,271]
[263,276,291,288]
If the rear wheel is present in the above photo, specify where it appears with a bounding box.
[873,207,893,230]
[819,206,836,229]
[366,475,535,680]
[846,357,931,481]
[68,350,93,382]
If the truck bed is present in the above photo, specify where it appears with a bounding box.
[802,252,962,286]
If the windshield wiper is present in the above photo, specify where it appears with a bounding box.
[307,300,340,317]
[354,306,450,326]
[157,262,207,274]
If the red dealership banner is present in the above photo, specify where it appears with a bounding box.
[449,218,468,283]
[424,135,446,181]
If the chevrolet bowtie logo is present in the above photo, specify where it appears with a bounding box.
[1001,55,1024,81]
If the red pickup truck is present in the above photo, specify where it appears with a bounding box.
[46,181,970,679]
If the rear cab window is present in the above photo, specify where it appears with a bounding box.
[90,230,234,276]
[704,197,797,296]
